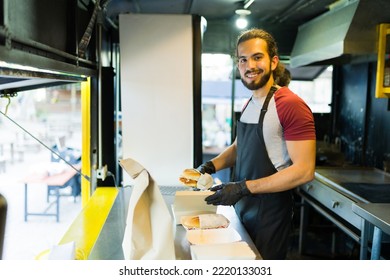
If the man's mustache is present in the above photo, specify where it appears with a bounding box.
[244,69,262,76]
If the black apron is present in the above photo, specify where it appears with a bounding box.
[234,86,293,260]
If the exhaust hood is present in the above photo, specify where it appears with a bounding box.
[290,0,390,68]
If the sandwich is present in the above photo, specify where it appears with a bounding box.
[180,214,229,230]
[179,169,202,187]
[179,168,214,190]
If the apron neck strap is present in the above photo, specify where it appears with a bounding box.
[258,85,277,124]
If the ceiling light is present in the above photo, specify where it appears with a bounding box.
[235,9,251,29]
[235,9,251,17]
[236,16,248,29]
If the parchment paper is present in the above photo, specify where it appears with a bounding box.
[120,158,175,260]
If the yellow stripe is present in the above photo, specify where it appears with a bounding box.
[58,187,119,259]
[81,78,91,205]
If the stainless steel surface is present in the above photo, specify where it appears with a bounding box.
[298,167,390,255]
[315,167,390,185]
[89,186,261,260]
[290,0,390,67]
[352,203,390,236]
[299,167,389,233]
[352,203,390,260]
[301,179,362,229]
[314,167,390,203]
[88,188,128,260]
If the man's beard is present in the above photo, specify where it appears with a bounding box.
[241,69,272,90]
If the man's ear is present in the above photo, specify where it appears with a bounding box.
[271,56,279,71]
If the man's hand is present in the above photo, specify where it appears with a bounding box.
[205,180,250,206]
[197,161,216,174]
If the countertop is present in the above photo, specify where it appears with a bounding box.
[314,166,390,203]
[352,203,390,236]
[89,186,261,260]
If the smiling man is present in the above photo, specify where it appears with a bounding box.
[197,29,316,259]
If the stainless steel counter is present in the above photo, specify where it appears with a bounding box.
[352,203,390,260]
[89,186,261,260]
[314,167,390,203]
[297,166,390,259]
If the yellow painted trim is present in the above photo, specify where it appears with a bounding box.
[81,78,91,205]
[375,23,390,98]
[57,187,119,259]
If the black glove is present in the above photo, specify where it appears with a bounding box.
[197,161,216,174]
[205,180,250,206]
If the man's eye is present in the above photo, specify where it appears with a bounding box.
[254,56,261,61]
[239,59,246,64]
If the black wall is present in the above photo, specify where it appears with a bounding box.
[335,62,390,169]
[313,113,332,141]
[366,63,390,168]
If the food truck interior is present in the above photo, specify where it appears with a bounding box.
[0,0,389,260]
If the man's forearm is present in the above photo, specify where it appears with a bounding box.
[245,139,316,194]
[246,164,313,194]
[210,142,237,172]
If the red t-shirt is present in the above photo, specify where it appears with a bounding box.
[274,87,316,141]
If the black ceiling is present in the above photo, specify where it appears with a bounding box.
[105,0,335,24]
[104,0,336,56]
[0,0,339,92]
[103,0,337,79]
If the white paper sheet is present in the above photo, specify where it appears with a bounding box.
[190,241,256,260]
[186,228,241,245]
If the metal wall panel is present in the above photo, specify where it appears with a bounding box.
[7,0,68,51]
[337,63,390,168]
[366,63,390,168]
[338,63,368,165]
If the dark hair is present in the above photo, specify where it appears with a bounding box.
[275,66,291,87]
[236,28,279,59]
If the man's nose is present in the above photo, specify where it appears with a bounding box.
[247,57,257,68]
